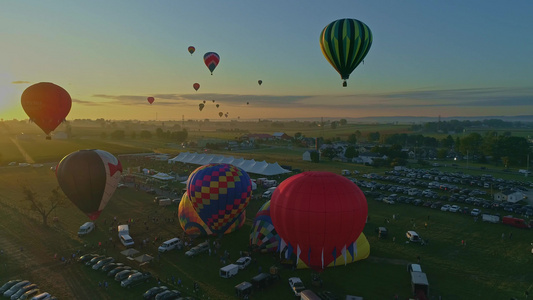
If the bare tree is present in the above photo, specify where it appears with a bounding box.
[22,186,66,226]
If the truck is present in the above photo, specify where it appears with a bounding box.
[481,213,500,223]
[118,224,135,247]
[410,271,429,299]
[502,216,531,229]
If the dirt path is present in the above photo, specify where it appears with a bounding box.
[9,137,35,164]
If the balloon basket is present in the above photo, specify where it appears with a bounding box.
[46,135,52,140]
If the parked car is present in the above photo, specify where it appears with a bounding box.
[115,270,138,282]
[101,262,124,272]
[440,204,451,212]
[0,280,21,294]
[471,208,481,216]
[120,272,152,288]
[108,266,131,277]
[85,255,106,266]
[18,288,41,300]
[234,257,252,270]
[3,280,30,298]
[10,283,38,300]
[449,205,460,213]
[77,253,98,263]
[185,242,210,257]
[92,257,115,270]
[154,290,181,300]
[143,286,168,299]
[288,277,305,297]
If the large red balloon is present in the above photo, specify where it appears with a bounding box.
[193,83,200,91]
[270,172,368,272]
[147,97,155,104]
[21,82,72,139]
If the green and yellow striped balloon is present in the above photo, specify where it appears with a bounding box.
[320,18,372,87]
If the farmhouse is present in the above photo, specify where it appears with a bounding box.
[494,190,525,203]
[272,132,292,140]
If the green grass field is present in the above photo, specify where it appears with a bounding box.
[0,121,532,299]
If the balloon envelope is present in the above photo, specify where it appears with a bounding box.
[258,80,262,85]
[188,46,195,55]
[21,82,72,138]
[219,112,223,117]
[193,83,200,91]
[203,52,220,75]
[56,149,122,220]
[270,171,368,272]
[199,103,205,111]
[187,164,251,235]
[250,200,280,252]
[147,97,155,104]
[319,18,372,87]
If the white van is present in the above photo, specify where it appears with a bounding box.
[78,222,95,236]
[158,238,183,252]
[117,224,130,239]
[119,234,135,247]
[220,264,239,278]
[300,290,321,300]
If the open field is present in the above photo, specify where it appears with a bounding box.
[0,121,532,299]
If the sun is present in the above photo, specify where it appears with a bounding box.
[0,72,28,120]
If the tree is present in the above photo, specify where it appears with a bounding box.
[339,119,347,126]
[321,147,338,161]
[140,130,152,139]
[344,146,358,159]
[22,186,66,226]
[368,132,380,142]
[330,122,338,129]
[347,134,357,144]
[294,132,302,139]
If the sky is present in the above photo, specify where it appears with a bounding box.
[1,1,532,122]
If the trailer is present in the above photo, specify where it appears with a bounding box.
[411,272,429,299]
[481,213,500,223]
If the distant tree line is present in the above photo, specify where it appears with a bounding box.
[410,119,532,133]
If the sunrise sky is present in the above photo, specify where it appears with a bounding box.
[1,1,532,121]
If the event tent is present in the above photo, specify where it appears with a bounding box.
[168,152,290,176]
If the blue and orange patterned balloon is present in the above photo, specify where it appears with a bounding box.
[250,200,280,252]
[203,52,220,75]
[187,163,251,235]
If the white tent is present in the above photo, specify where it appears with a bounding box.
[197,154,215,165]
[221,156,235,164]
[257,162,291,176]
[239,159,256,172]
[249,160,268,174]
[210,155,225,164]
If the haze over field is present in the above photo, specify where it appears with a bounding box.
[1,1,533,121]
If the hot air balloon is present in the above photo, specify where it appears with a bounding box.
[188,46,195,55]
[250,200,280,253]
[319,18,372,87]
[212,100,215,103]
[179,193,245,237]
[246,102,249,105]
[219,112,223,117]
[56,149,122,220]
[147,97,155,104]
[258,80,262,86]
[203,52,220,75]
[187,164,251,235]
[225,114,228,118]
[270,171,368,272]
[21,82,72,140]
[199,103,205,111]
[193,83,200,91]
[216,104,220,108]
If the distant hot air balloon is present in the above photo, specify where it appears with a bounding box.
[203,100,206,104]
[219,112,223,117]
[203,52,220,75]
[147,97,155,104]
[187,164,251,235]
[21,82,72,140]
[258,80,262,86]
[188,46,195,55]
[225,114,228,118]
[56,149,122,221]
[270,172,368,272]
[216,104,220,108]
[199,103,205,111]
[212,100,215,103]
[193,83,200,91]
[320,18,372,87]
[246,102,249,105]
